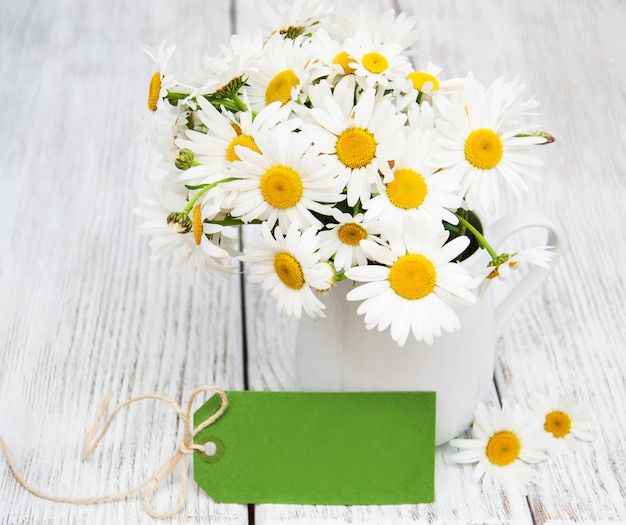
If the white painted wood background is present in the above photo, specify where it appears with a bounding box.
[1,0,624,523]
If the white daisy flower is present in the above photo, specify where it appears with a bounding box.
[395,63,444,114]
[435,74,545,214]
[344,30,413,90]
[317,210,383,273]
[486,245,556,280]
[260,0,333,38]
[184,56,244,100]
[245,35,314,112]
[140,41,177,144]
[304,76,406,206]
[364,128,462,228]
[135,175,236,286]
[345,216,476,346]
[223,127,345,231]
[405,64,442,95]
[186,30,265,98]
[148,106,188,171]
[336,7,422,53]
[429,76,475,112]
[449,401,551,496]
[305,29,355,85]
[175,94,294,186]
[241,223,335,319]
[143,42,176,108]
[221,29,265,64]
[528,393,594,456]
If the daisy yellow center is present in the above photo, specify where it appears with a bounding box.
[192,204,203,245]
[336,128,377,169]
[265,69,299,105]
[274,252,305,290]
[388,254,436,300]
[464,129,503,170]
[332,51,356,75]
[486,431,521,466]
[148,72,161,111]
[362,52,389,74]
[226,135,261,162]
[260,165,303,209]
[407,71,440,92]
[544,410,572,438]
[386,169,428,209]
[338,223,367,246]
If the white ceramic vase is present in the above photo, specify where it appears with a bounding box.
[295,211,563,445]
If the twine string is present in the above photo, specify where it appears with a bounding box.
[0,385,228,520]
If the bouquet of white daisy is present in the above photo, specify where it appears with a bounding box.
[136,0,555,347]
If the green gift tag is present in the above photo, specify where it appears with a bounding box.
[193,391,435,504]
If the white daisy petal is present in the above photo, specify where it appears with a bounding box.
[346,280,390,301]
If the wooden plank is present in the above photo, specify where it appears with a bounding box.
[489,1,626,521]
[0,0,249,523]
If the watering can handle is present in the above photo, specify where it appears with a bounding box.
[487,210,564,338]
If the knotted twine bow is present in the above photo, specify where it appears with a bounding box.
[0,385,228,519]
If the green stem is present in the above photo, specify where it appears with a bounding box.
[454,212,499,260]
[334,272,347,282]
[207,97,240,112]
[514,131,556,144]
[182,177,236,214]
[231,92,251,114]
[165,91,188,102]
[165,91,242,112]
[208,217,263,227]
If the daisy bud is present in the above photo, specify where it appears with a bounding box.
[174,148,196,170]
[312,261,337,293]
[167,211,192,233]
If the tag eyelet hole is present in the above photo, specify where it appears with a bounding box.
[197,436,225,464]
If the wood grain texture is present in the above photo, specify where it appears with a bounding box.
[1,0,625,524]
[0,1,248,523]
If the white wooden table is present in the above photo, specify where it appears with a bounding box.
[1,0,625,523]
